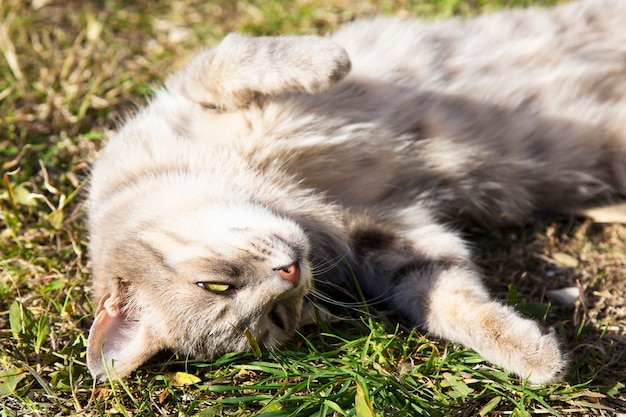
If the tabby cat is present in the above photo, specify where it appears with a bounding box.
[86,0,626,384]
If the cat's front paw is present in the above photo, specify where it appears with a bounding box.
[474,305,566,384]
[508,329,565,384]
[396,261,568,384]
[168,34,351,111]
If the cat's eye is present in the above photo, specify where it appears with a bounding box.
[197,282,231,292]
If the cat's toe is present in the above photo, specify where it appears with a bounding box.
[517,331,566,384]
[471,304,567,384]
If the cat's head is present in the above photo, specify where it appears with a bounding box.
[86,180,312,382]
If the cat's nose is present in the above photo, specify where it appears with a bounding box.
[278,262,299,287]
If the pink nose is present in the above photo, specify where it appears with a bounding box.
[278,263,299,287]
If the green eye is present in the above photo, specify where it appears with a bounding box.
[197,282,231,292]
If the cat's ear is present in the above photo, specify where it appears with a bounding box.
[86,290,163,382]
[167,33,351,111]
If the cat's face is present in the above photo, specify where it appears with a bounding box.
[154,201,312,347]
[87,186,312,381]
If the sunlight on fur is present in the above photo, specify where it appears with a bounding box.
[86,0,626,384]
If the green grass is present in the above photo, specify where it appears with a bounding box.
[1,0,625,415]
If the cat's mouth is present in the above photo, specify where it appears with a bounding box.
[256,299,303,348]
[267,305,290,332]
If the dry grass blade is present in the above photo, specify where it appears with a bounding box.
[583,203,626,224]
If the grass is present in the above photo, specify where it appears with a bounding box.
[1,0,625,415]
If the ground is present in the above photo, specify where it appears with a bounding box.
[1,0,625,415]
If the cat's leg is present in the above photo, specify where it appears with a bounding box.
[166,34,351,111]
[350,213,565,384]
[392,259,565,384]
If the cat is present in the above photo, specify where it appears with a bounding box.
[86,0,626,384]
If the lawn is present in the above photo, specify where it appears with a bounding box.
[1,0,625,415]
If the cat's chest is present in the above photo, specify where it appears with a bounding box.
[182,82,428,208]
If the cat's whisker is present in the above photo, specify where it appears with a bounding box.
[307,285,397,308]
[184,351,192,375]
[309,253,348,275]
[304,294,385,320]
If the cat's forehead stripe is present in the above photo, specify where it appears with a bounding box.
[161,229,195,247]
[98,164,192,203]
[137,238,176,274]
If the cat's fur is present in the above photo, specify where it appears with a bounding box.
[86,0,626,384]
